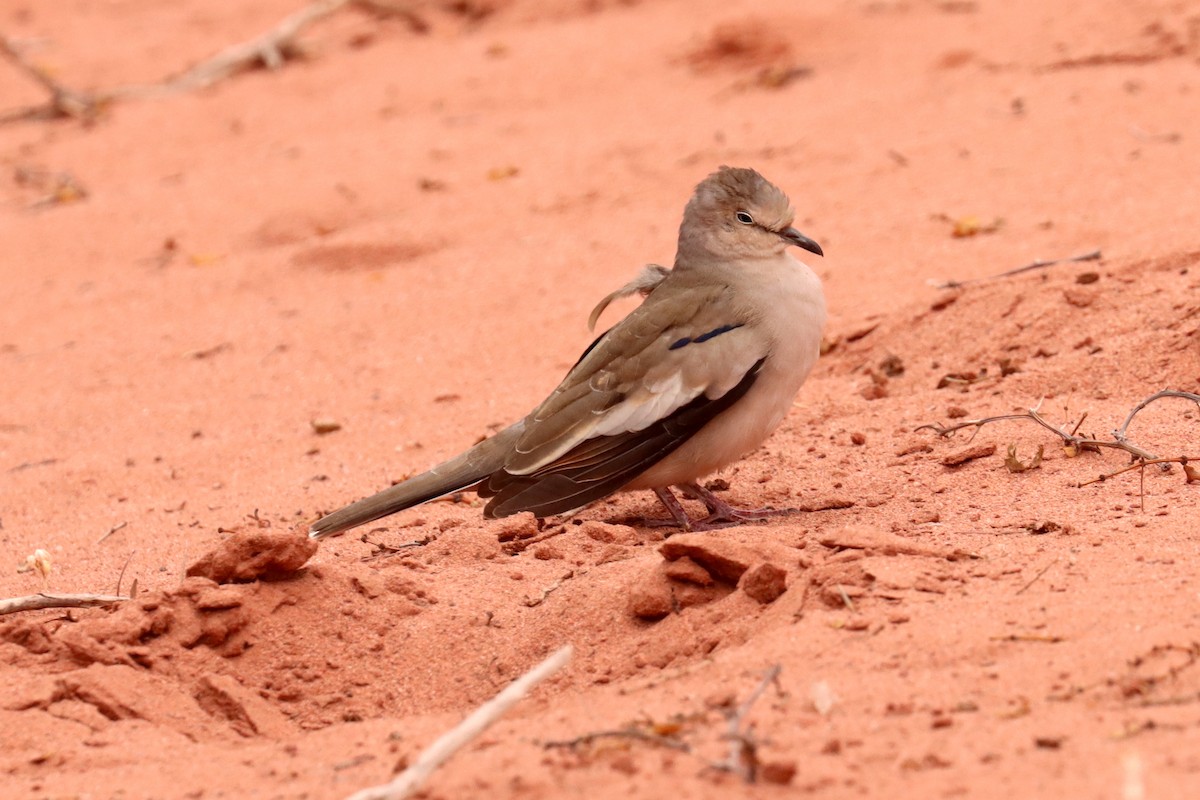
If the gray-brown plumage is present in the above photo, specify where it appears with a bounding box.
[309,166,826,539]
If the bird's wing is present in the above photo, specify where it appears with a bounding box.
[480,356,764,518]
[476,278,772,516]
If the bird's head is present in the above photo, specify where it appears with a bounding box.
[678,166,823,261]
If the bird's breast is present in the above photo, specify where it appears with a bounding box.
[628,257,826,489]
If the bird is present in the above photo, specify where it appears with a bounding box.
[309,166,826,539]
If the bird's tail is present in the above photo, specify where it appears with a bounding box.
[308,423,522,539]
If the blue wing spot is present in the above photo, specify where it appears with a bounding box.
[669,337,692,350]
[693,323,743,343]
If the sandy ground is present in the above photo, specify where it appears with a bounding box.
[3,0,1200,797]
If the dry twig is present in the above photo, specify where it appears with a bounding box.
[1114,390,1200,445]
[1015,559,1057,596]
[1,0,428,123]
[147,0,351,94]
[919,390,1200,501]
[345,644,573,800]
[0,591,129,616]
[715,664,782,782]
[360,531,434,561]
[0,35,105,122]
[544,727,691,752]
[932,249,1102,290]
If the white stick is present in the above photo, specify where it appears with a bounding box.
[345,644,573,800]
[0,592,129,616]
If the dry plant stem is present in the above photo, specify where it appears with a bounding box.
[544,728,691,752]
[918,408,1158,460]
[0,35,102,121]
[3,0,428,121]
[718,664,781,782]
[149,0,351,94]
[1016,559,1057,596]
[933,249,1101,290]
[1115,390,1200,443]
[345,645,573,800]
[1077,456,1200,487]
[0,592,129,616]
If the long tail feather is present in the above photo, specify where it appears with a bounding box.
[308,424,522,539]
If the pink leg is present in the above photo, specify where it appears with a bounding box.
[639,484,796,533]
[679,482,797,529]
[645,486,694,531]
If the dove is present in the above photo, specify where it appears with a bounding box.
[310,166,826,538]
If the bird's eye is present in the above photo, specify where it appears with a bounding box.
[735,211,754,225]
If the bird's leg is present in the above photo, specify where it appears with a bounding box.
[645,486,694,531]
[678,482,797,529]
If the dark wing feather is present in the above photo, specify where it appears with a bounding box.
[479,357,765,518]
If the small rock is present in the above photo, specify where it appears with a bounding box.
[193,584,245,610]
[579,520,639,544]
[660,533,755,583]
[793,495,855,512]
[740,562,788,603]
[930,292,960,311]
[493,513,539,542]
[627,573,673,620]
[894,439,934,457]
[186,530,317,584]
[532,544,562,560]
[941,443,995,466]
[819,524,969,560]
[760,760,798,785]
[663,555,714,586]
[1062,288,1096,307]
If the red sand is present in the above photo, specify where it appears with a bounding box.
[3,0,1200,797]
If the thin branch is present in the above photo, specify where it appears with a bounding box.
[932,249,1101,290]
[139,0,351,95]
[0,35,104,121]
[1115,390,1200,443]
[2,0,429,123]
[715,664,782,782]
[917,407,1157,460]
[544,728,691,752]
[0,592,129,616]
[1016,559,1057,596]
[919,390,1200,496]
[345,645,573,800]
[1077,456,1199,487]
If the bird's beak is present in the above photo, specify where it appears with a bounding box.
[780,227,823,257]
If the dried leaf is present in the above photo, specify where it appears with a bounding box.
[950,215,1004,238]
[650,720,682,736]
[20,549,52,581]
[937,370,984,388]
[1005,444,1044,473]
[487,165,519,181]
[310,418,342,435]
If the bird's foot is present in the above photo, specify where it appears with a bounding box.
[640,485,796,532]
[680,482,797,529]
